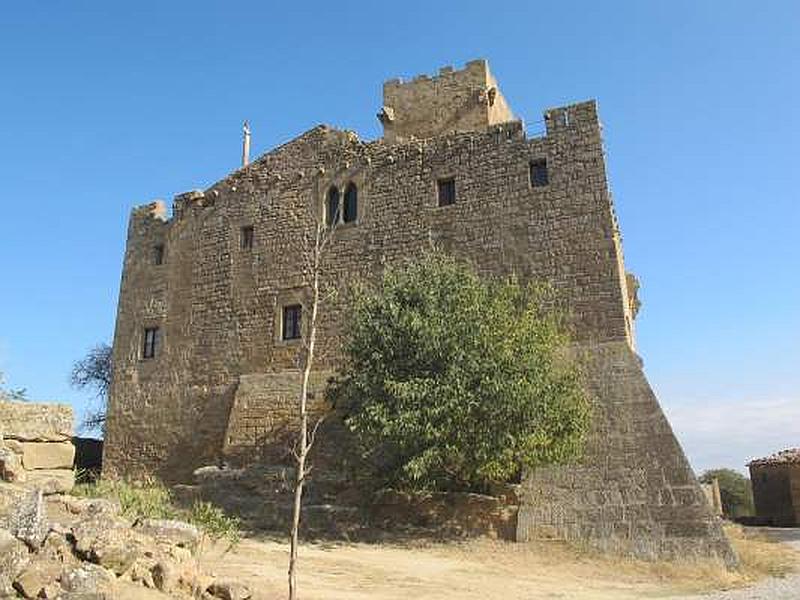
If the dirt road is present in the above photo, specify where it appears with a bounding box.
[200,529,799,600]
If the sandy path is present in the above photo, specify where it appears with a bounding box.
[201,537,674,600]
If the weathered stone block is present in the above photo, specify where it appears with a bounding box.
[0,446,25,483]
[26,469,75,494]
[0,401,73,442]
[21,441,75,470]
[0,528,30,596]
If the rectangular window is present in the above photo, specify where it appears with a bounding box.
[437,178,456,207]
[153,244,164,265]
[241,226,254,250]
[282,304,302,341]
[142,327,159,359]
[530,159,549,187]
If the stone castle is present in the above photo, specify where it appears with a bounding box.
[104,59,734,562]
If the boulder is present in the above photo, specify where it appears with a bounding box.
[20,441,75,470]
[7,490,48,549]
[0,446,25,483]
[41,530,80,568]
[126,556,157,588]
[151,560,179,594]
[207,580,253,600]
[0,401,73,442]
[72,514,150,576]
[134,518,200,551]
[12,557,62,599]
[62,495,120,517]
[27,469,75,495]
[60,562,116,594]
[0,528,30,596]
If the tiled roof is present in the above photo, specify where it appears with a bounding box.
[748,448,800,467]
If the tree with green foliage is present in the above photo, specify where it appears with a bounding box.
[328,254,591,492]
[699,468,754,518]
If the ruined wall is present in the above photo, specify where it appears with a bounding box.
[0,401,76,498]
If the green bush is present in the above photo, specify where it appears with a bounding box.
[328,253,590,492]
[189,501,241,544]
[73,478,177,520]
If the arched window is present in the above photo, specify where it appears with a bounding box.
[343,182,358,224]
[326,186,340,227]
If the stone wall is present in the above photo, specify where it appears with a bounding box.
[221,370,335,467]
[517,343,735,565]
[700,479,723,516]
[749,463,800,526]
[0,400,75,499]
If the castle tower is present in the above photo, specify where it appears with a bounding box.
[379,59,515,143]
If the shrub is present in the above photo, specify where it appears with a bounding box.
[73,477,177,520]
[328,253,590,492]
[73,478,240,543]
[189,501,241,544]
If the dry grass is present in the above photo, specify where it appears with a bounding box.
[726,524,799,579]
[568,523,800,596]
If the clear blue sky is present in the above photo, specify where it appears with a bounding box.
[1,2,798,474]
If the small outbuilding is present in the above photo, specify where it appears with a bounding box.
[748,448,800,526]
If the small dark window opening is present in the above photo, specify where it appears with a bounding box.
[343,183,358,223]
[437,178,456,207]
[282,304,302,341]
[326,186,340,227]
[530,159,549,187]
[153,244,164,265]
[142,327,159,359]
[241,226,254,250]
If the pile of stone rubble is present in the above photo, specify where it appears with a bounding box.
[0,491,251,599]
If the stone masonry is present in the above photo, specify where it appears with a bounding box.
[104,59,734,562]
[748,448,800,526]
[0,400,76,502]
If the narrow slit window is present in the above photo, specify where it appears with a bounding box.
[327,186,340,227]
[343,183,358,223]
[241,226,254,250]
[142,327,159,359]
[282,304,302,341]
[153,244,164,265]
[437,178,456,207]
[530,159,549,187]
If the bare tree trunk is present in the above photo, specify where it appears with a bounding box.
[288,223,324,600]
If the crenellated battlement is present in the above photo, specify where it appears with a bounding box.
[380,58,515,143]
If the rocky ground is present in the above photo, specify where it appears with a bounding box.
[0,490,251,599]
